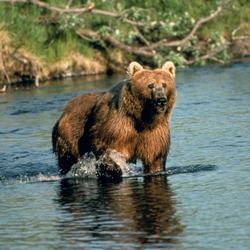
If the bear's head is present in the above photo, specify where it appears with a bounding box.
[127,61,176,114]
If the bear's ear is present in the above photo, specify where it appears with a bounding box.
[162,61,176,78]
[127,62,143,78]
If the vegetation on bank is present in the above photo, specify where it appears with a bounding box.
[0,0,249,88]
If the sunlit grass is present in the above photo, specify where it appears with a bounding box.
[0,0,249,70]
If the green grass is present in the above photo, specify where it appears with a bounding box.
[0,0,249,68]
[0,2,94,62]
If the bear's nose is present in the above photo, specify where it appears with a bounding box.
[156,97,167,106]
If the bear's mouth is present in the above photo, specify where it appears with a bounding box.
[153,98,167,113]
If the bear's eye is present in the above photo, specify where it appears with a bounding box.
[162,82,167,88]
[148,84,155,89]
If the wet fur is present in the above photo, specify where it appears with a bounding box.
[52,62,177,176]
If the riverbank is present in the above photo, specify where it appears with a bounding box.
[0,0,250,90]
[1,35,249,91]
[1,35,249,92]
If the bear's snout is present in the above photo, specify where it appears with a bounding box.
[153,88,167,104]
[156,97,167,107]
[151,87,168,113]
[153,88,167,112]
[153,96,167,113]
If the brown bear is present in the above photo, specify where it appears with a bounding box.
[52,61,177,178]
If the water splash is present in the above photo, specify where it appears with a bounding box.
[106,150,143,177]
[65,152,98,179]
[65,150,142,179]
[64,150,217,179]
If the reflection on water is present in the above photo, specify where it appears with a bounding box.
[57,175,183,248]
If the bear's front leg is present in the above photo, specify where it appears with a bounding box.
[143,155,167,175]
[96,149,123,180]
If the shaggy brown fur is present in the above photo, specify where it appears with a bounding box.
[52,61,177,177]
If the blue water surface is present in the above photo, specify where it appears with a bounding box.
[0,63,250,249]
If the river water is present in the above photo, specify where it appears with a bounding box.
[0,62,249,249]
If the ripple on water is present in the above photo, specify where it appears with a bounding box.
[0,149,218,185]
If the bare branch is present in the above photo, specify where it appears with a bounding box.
[132,25,151,47]
[185,44,228,65]
[0,0,138,25]
[0,0,86,13]
[94,5,224,58]
[77,29,154,57]
[76,1,227,60]
[65,0,73,9]
[148,5,223,49]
